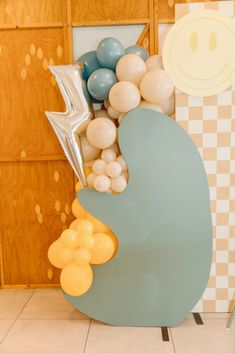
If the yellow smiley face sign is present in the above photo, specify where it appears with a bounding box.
[163,10,235,97]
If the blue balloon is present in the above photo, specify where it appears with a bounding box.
[97,37,125,70]
[126,45,149,61]
[87,68,117,101]
[81,79,92,104]
[78,51,102,80]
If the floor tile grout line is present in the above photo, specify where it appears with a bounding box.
[0,289,35,345]
[82,319,92,353]
[169,328,177,353]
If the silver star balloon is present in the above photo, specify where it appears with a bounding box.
[45,64,92,187]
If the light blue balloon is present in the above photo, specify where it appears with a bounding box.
[97,37,125,70]
[78,51,102,80]
[87,68,117,101]
[126,45,149,61]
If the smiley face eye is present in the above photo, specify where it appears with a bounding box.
[209,32,217,51]
[190,32,198,52]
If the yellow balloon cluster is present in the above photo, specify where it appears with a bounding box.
[48,183,118,297]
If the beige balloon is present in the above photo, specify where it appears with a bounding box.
[92,159,106,175]
[116,54,147,86]
[116,155,127,172]
[94,109,108,118]
[101,148,117,162]
[87,118,117,149]
[110,175,127,193]
[118,113,126,124]
[60,262,93,296]
[109,81,141,113]
[81,136,100,162]
[107,105,120,119]
[140,69,174,104]
[57,247,74,264]
[106,161,122,178]
[93,175,111,192]
[145,55,163,71]
[139,100,163,113]
[160,93,175,116]
[87,172,95,187]
[69,218,83,231]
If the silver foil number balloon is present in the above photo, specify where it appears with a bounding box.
[45,64,92,186]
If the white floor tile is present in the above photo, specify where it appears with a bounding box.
[20,289,88,320]
[0,290,34,319]
[0,321,14,342]
[85,320,174,353]
[171,318,235,353]
[0,319,90,353]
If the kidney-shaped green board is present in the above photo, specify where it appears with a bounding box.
[64,108,212,327]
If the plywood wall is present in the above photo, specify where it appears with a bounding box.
[0,0,218,287]
[0,0,159,287]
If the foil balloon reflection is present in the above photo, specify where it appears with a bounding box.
[45,64,92,186]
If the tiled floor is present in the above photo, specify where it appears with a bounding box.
[0,289,234,353]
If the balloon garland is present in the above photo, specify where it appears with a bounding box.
[47,37,175,296]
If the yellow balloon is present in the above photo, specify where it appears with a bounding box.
[76,219,94,236]
[71,199,86,218]
[48,239,64,269]
[60,229,79,248]
[69,218,84,231]
[73,248,91,265]
[60,262,93,296]
[78,233,95,250]
[75,182,82,192]
[90,233,115,264]
[107,231,119,256]
[86,212,109,233]
[57,247,74,264]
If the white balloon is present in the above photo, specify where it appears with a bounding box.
[116,155,127,172]
[94,109,109,118]
[140,69,174,104]
[107,105,120,119]
[81,136,100,162]
[87,172,95,186]
[93,175,110,192]
[160,93,175,116]
[87,118,117,149]
[110,175,127,193]
[145,55,163,71]
[104,98,110,109]
[101,148,117,162]
[106,161,122,178]
[116,54,147,86]
[109,81,141,113]
[92,159,106,175]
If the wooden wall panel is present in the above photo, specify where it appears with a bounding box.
[158,0,215,23]
[0,0,63,26]
[0,0,159,287]
[0,161,74,285]
[0,28,66,160]
[71,0,149,24]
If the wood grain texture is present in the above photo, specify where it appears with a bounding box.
[0,0,63,25]
[71,0,149,23]
[159,0,216,23]
[0,28,66,160]
[0,161,74,285]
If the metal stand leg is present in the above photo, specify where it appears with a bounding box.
[226,304,235,330]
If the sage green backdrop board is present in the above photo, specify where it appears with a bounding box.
[64,108,212,327]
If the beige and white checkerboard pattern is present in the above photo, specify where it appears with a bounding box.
[175,1,235,312]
